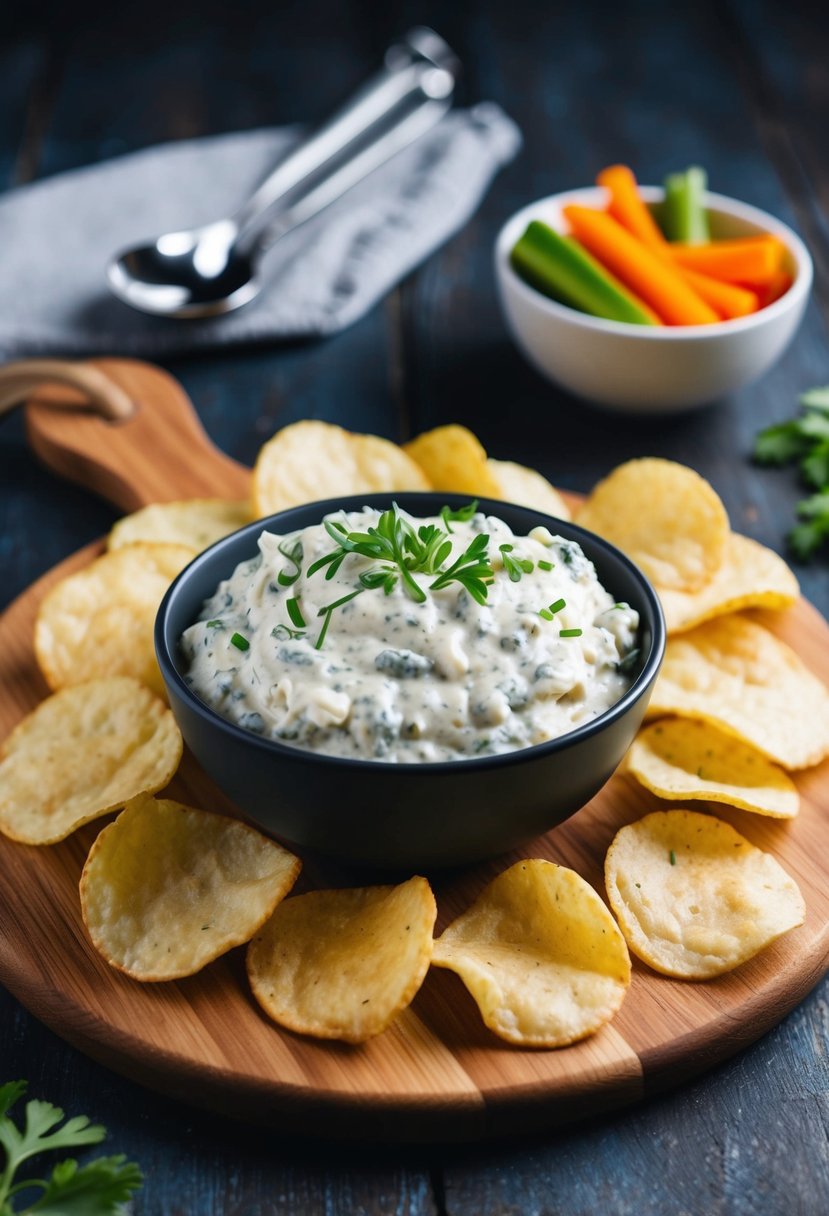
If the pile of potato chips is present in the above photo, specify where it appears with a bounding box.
[1,421,826,1043]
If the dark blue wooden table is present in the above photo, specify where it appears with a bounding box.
[2,1,828,1211]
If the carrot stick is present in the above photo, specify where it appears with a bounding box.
[563,205,720,325]
[597,164,666,253]
[667,236,786,286]
[755,269,794,308]
[674,267,759,319]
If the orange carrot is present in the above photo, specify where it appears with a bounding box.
[597,164,666,253]
[674,267,759,319]
[755,269,794,308]
[667,236,786,286]
[563,205,720,326]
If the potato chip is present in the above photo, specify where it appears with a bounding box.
[432,859,630,1047]
[34,543,192,697]
[80,794,300,981]
[487,459,571,520]
[246,877,436,1043]
[604,810,805,978]
[108,499,250,553]
[658,533,799,634]
[403,425,502,497]
[252,420,430,515]
[576,458,729,591]
[627,719,799,819]
[647,615,829,769]
[0,679,182,844]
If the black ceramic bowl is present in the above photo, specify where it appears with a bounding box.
[156,493,665,869]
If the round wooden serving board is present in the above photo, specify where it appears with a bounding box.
[1,358,828,1142]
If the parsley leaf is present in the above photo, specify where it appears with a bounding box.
[0,1081,142,1215]
[754,387,829,561]
[799,386,829,413]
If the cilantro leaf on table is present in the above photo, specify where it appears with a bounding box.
[0,1081,142,1216]
[753,387,829,561]
[799,385,829,413]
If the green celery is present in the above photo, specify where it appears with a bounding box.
[660,166,710,244]
[510,220,657,326]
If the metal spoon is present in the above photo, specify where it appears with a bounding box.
[107,28,458,319]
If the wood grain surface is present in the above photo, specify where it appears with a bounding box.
[1,359,827,1141]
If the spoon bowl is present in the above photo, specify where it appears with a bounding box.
[107,221,259,318]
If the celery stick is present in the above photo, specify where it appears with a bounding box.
[510,221,657,326]
[660,166,710,244]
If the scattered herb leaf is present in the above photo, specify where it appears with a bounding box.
[754,386,829,559]
[0,1080,142,1215]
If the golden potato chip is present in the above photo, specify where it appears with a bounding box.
[247,877,436,1043]
[403,425,502,497]
[658,533,799,634]
[252,420,430,515]
[647,615,829,769]
[604,810,805,978]
[108,499,250,553]
[627,719,799,819]
[0,679,182,844]
[34,543,192,697]
[432,859,630,1047]
[576,458,729,591]
[487,458,571,520]
[81,794,300,981]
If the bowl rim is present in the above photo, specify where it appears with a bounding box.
[156,492,666,775]
[494,185,813,340]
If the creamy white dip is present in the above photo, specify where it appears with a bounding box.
[181,506,639,763]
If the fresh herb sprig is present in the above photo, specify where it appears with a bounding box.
[754,386,829,559]
[499,543,534,583]
[0,1080,142,1215]
[305,503,495,645]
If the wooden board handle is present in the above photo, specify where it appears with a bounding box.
[20,357,251,512]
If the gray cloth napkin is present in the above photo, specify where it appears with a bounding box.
[0,105,520,358]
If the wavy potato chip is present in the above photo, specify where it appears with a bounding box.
[647,615,829,769]
[34,543,192,697]
[108,499,250,553]
[432,859,630,1047]
[81,795,300,981]
[247,877,436,1043]
[487,459,571,520]
[576,458,729,591]
[604,810,805,978]
[0,678,182,844]
[627,719,799,818]
[252,420,430,515]
[403,425,501,497]
[658,533,799,634]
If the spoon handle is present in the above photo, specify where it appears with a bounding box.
[233,27,459,249]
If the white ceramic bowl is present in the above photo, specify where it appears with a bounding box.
[494,187,813,413]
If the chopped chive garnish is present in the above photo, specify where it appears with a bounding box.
[206,619,223,628]
[538,559,554,571]
[548,598,566,614]
[559,628,583,638]
[318,588,364,616]
[230,632,250,651]
[286,597,306,629]
[277,538,304,586]
[669,849,677,866]
[539,608,554,621]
